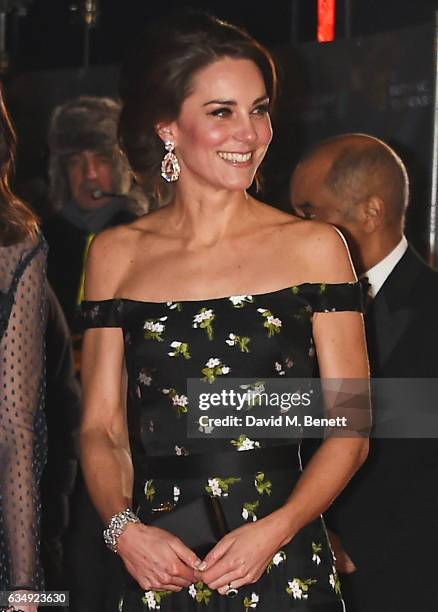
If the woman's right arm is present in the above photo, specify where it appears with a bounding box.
[80,229,200,591]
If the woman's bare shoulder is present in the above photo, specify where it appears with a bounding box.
[84,209,172,300]
[273,216,356,284]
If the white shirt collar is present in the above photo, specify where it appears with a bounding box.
[363,236,408,298]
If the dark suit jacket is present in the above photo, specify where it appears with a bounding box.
[326,246,438,572]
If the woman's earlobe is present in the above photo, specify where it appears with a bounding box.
[155,123,176,145]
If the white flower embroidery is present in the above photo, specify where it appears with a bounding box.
[193,309,213,325]
[272,552,286,566]
[144,316,167,333]
[202,358,231,383]
[206,357,221,369]
[166,301,179,309]
[242,501,259,521]
[288,579,306,600]
[237,436,260,451]
[275,361,285,375]
[226,333,236,346]
[312,553,321,565]
[329,574,336,589]
[188,584,197,599]
[168,340,182,356]
[144,591,158,609]
[172,394,188,408]
[138,372,152,386]
[229,295,253,307]
[267,315,282,328]
[207,478,222,497]
[246,592,259,607]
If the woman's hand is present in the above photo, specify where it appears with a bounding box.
[117,522,201,591]
[196,509,290,594]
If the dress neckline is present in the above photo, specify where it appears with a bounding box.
[85,280,358,306]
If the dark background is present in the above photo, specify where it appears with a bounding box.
[2,0,438,259]
[6,0,438,74]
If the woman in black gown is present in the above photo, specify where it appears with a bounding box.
[0,87,47,612]
[79,13,370,611]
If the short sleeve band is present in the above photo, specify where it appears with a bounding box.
[79,299,123,329]
[302,282,364,314]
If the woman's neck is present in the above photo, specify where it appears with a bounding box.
[166,184,254,247]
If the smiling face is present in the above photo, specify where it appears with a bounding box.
[159,57,273,193]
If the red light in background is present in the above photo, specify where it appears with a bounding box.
[318,0,336,42]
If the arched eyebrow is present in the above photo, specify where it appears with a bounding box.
[202,95,269,107]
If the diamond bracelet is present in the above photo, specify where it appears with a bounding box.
[103,508,141,553]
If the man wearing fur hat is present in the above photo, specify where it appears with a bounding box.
[44,95,149,331]
[43,96,148,611]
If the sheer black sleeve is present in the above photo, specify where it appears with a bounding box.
[0,237,47,590]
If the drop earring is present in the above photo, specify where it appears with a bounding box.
[160,141,180,182]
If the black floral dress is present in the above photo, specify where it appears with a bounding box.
[80,282,362,611]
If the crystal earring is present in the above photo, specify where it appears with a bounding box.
[160,141,180,182]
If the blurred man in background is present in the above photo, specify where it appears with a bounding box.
[44,95,149,332]
[290,133,438,612]
[44,96,149,612]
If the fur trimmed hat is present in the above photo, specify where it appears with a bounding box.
[48,96,148,212]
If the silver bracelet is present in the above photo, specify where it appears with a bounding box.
[103,507,140,553]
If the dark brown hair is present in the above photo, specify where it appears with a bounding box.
[0,85,38,245]
[119,11,277,204]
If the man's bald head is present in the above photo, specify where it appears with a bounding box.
[290,134,409,273]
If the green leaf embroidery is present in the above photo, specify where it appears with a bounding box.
[286,577,317,600]
[231,434,260,451]
[144,479,155,501]
[193,308,215,340]
[193,581,212,604]
[162,388,188,416]
[257,308,282,337]
[226,333,251,353]
[142,590,172,608]
[243,592,259,609]
[311,541,322,565]
[254,471,272,495]
[242,500,260,521]
[201,358,230,384]
[143,316,167,341]
[205,476,241,497]
[168,341,191,359]
[329,568,342,595]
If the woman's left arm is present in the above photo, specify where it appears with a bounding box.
[199,224,370,593]
[271,305,370,540]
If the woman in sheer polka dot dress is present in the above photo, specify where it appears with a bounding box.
[0,86,47,612]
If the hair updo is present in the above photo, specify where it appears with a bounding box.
[118,12,277,205]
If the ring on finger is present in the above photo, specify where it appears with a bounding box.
[226,582,239,598]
